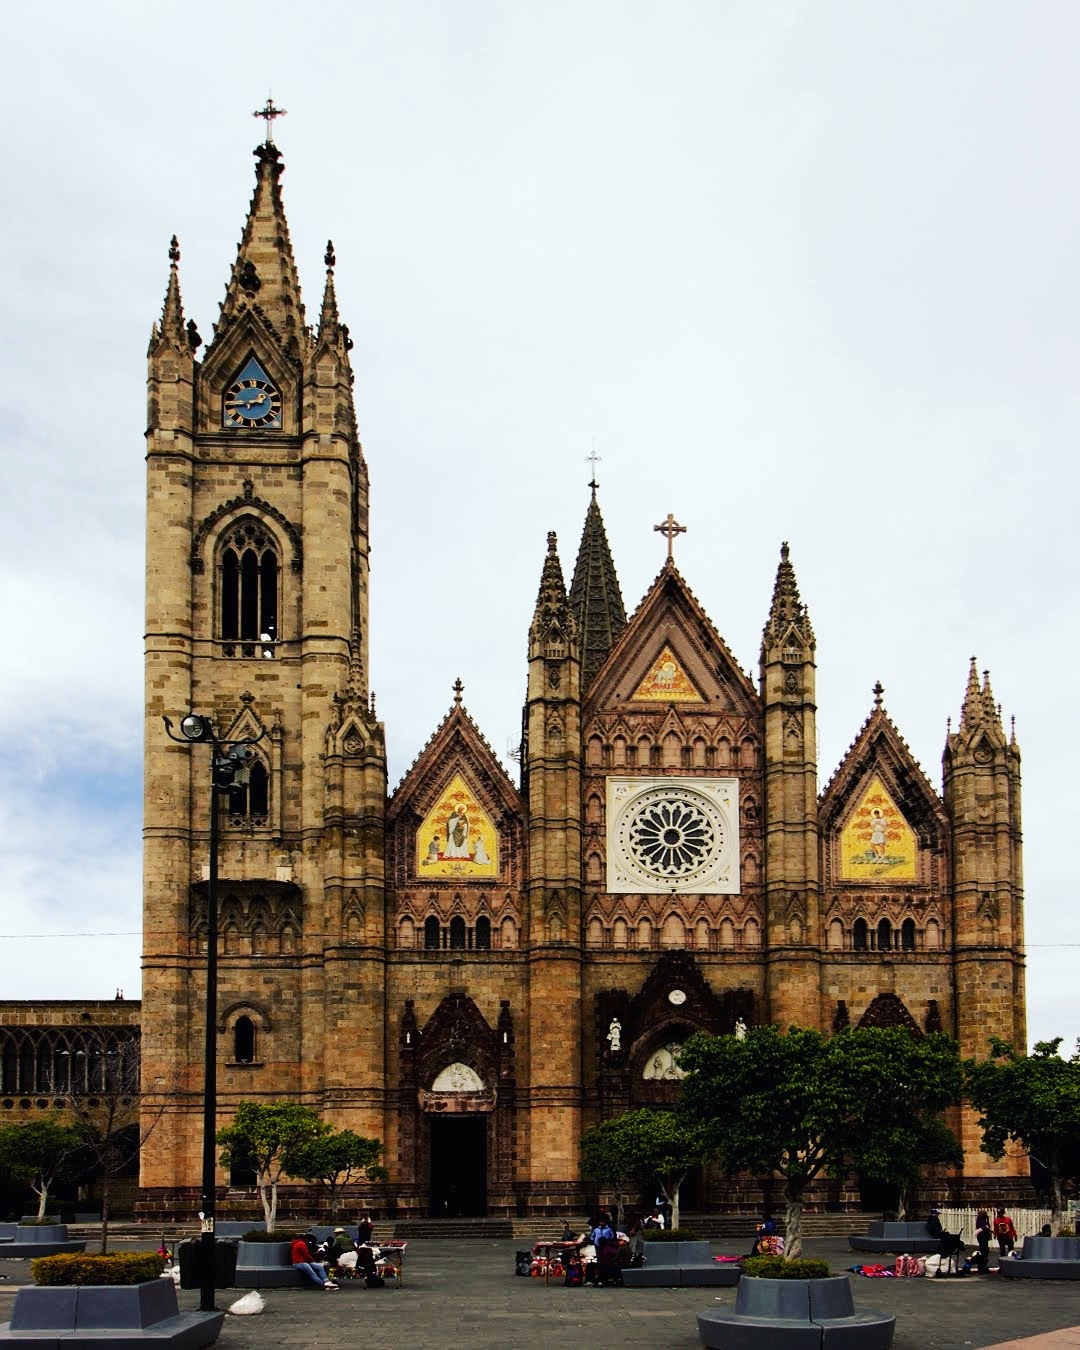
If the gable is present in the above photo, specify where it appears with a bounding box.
[838,776,917,881]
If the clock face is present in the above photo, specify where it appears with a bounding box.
[223,357,282,429]
[668,989,687,1006]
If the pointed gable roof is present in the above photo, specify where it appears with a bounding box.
[586,561,758,718]
[388,681,523,833]
[819,682,948,853]
[569,486,626,692]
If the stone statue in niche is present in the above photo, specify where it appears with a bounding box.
[643,1042,685,1080]
[432,1061,484,1093]
[734,1016,748,1041]
[606,1018,622,1053]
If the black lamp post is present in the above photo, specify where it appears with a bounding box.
[163,713,263,1313]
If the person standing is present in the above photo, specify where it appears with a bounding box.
[975,1211,991,1264]
[993,1207,1017,1257]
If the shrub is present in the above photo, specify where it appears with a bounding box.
[239,1229,305,1243]
[744,1256,831,1280]
[642,1228,702,1242]
[32,1253,165,1286]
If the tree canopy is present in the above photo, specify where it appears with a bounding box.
[580,1107,709,1231]
[679,1024,962,1255]
[217,1100,330,1231]
[966,1037,1080,1228]
[286,1129,388,1217]
[0,1116,85,1221]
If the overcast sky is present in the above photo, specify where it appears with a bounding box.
[0,1,1075,1055]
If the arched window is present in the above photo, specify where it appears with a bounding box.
[228,758,269,823]
[475,916,491,950]
[877,918,892,952]
[901,918,916,951]
[220,520,279,658]
[449,915,467,950]
[424,916,440,950]
[853,918,868,951]
[233,1016,256,1063]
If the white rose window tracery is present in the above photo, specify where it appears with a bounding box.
[627,795,717,878]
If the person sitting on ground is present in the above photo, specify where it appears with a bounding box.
[327,1226,357,1274]
[642,1206,665,1231]
[291,1233,337,1290]
[750,1213,778,1257]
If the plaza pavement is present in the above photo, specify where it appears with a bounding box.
[0,1234,1078,1349]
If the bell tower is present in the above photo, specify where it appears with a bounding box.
[141,137,385,1211]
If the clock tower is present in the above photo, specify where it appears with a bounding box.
[140,139,386,1210]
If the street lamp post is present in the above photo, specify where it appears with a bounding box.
[163,713,263,1313]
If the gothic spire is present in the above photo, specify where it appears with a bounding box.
[218,142,306,351]
[761,541,815,653]
[318,239,340,339]
[158,235,186,348]
[530,531,575,655]
[569,485,626,691]
[981,668,1002,729]
[960,656,983,731]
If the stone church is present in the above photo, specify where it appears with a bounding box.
[138,136,1026,1218]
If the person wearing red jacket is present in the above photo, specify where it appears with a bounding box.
[291,1235,337,1289]
[992,1208,1017,1257]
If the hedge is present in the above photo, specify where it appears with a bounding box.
[239,1230,307,1244]
[743,1256,831,1280]
[31,1253,165,1286]
[642,1228,703,1242]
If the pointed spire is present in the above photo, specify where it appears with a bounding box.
[960,656,983,731]
[981,669,1002,728]
[159,235,186,347]
[569,485,626,690]
[530,532,574,653]
[218,143,306,351]
[762,541,815,651]
[318,239,340,339]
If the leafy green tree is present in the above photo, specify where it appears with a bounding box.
[217,1101,330,1231]
[0,1116,85,1220]
[580,1108,709,1231]
[679,1025,962,1256]
[966,1038,1080,1231]
[286,1129,388,1218]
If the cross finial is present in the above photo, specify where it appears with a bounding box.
[452,677,464,705]
[872,680,884,709]
[653,513,686,561]
[168,235,180,264]
[253,96,287,144]
[586,444,602,492]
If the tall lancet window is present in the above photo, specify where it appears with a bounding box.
[220,519,278,658]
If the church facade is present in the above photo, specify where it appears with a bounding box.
[139,139,1026,1218]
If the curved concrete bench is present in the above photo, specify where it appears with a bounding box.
[0,1279,224,1346]
[623,1240,741,1288]
[698,1274,895,1349]
[999,1236,1080,1281]
[0,1225,86,1258]
[849,1221,938,1254]
[233,1239,307,1288]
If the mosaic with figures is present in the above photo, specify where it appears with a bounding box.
[840,776,917,880]
[416,772,499,878]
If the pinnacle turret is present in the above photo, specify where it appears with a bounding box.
[157,235,187,349]
[959,656,984,731]
[568,486,626,691]
[217,143,306,352]
[318,240,341,340]
[761,541,815,655]
[529,532,576,656]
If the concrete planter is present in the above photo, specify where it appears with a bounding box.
[1000,1235,1080,1280]
[0,1225,86,1258]
[0,1279,224,1346]
[698,1274,895,1349]
[233,1239,305,1288]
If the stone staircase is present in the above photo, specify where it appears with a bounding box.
[388,1217,515,1240]
[507,1213,877,1242]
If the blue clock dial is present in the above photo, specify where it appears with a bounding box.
[223,357,282,429]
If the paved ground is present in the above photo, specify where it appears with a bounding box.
[1,1234,1079,1349]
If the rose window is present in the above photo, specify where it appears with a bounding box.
[627,796,715,877]
[609,782,735,892]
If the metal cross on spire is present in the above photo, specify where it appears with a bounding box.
[586,444,602,491]
[253,97,287,144]
[654,513,686,561]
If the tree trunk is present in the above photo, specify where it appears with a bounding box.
[783,1186,804,1259]
[897,1180,910,1221]
[35,1186,47,1221]
[100,1180,111,1255]
[1051,1171,1065,1235]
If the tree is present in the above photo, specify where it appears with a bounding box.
[0,1116,85,1220]
[217,1101,330,1232]
[679,1024,962,1256]
[57,1029,170,1254]
[286,1129,388,1218]
[966,1038,1080,1232]
[580,1108,709,1231]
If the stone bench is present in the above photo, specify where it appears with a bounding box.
[999,1235,1080,1281]
[0,1279,224,1347]
[623,1240,741,1288]
[849,1221,938,1254]
[232,1240,307,1288]
[698,1274,895,1349]
[0,1225,87,1258]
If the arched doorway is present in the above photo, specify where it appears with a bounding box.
[429,1115,488,1217]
